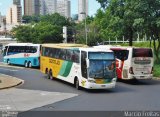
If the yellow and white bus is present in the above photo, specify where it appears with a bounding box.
[40,44,117,90]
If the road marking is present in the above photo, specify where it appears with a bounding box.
[0,105,12,110]
[0,68,18,71]
[0,88,78,111]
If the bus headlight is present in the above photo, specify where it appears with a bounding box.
[88,79,96,83]
[112,78,117,82]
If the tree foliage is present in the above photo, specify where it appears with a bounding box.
[96,0,109,9]
[75,16,102,46]
[93,0,160,61]
[12,13,72,44]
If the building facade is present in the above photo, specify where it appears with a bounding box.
[57,0,71,18]
[24,0,70,18]
[78,0,88,21]
[40,0,57,15]
[0,12,2,27]
[13,0,21,5]
[24,0,40,16]
[6,4,22,25]
[40,0,70,18]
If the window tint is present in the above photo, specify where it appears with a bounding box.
[66,50,73,61]
[133,48,153,57]
[81,51,87,78]
[8,46,25,54]
[73,50,80,63]
[7,46,37,55]
[26,46,37,53]
[112,50,129,61]
[42,47,80,63]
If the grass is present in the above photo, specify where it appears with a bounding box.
[154,64,160,77]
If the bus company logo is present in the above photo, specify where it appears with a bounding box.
[81,80,86,86]
[49,59,60,65]
[24,53,30,57]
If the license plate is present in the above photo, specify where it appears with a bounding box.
[101,85,106,87]
[140,76,145,79]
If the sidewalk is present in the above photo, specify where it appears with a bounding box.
[0,74,24,89]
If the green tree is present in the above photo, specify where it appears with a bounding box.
[22,15,40,23]
[12,13,74,44]
[75,16,102,45]
[94,0,160,61]
[33,22,63,43]
[40,13,71,26]
[11,25,34,42]
[96,0,109,9]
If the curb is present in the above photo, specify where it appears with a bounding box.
[0,80,24,90]
[0,74,24,90]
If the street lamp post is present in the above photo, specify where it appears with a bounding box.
[80,12,87,45]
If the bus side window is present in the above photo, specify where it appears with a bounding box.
[66,49,72,61]
[55,49,60,58]
[44,48,49,57]
[73,50,80,63]
[59,49,66,60]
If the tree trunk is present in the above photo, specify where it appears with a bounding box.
[129,28,133,46]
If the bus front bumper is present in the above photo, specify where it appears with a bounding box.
[85,78,117,89]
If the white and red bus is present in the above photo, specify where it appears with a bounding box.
[94,45,154,80]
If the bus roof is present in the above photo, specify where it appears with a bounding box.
[94,45,152,50]
[6,43,40,46]
[42,43,88,48]
[81,47,113,53]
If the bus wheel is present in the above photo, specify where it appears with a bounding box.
[7,59,10,65]
[25,61,28,68]
[47,71,50,79]
[28,62,32,68]
[48,70,53,79]
[75,78,80,90]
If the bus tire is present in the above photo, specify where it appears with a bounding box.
[7,59,10,65]
[48,70,53,79]
[45,69,49,79]
[47,71,50,79]
[28,62,32,68]
[25,61,28,68]
[47,70,52,79]
[75,78,80,90]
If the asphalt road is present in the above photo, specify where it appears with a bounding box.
[0,55,160,117]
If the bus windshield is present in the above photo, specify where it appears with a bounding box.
[88,52,115,79]
[133,48,153,57]
[89,60,116,79]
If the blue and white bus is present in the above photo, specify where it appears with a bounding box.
[3,43,41,68]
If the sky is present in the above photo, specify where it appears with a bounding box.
[0,0,100,16]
